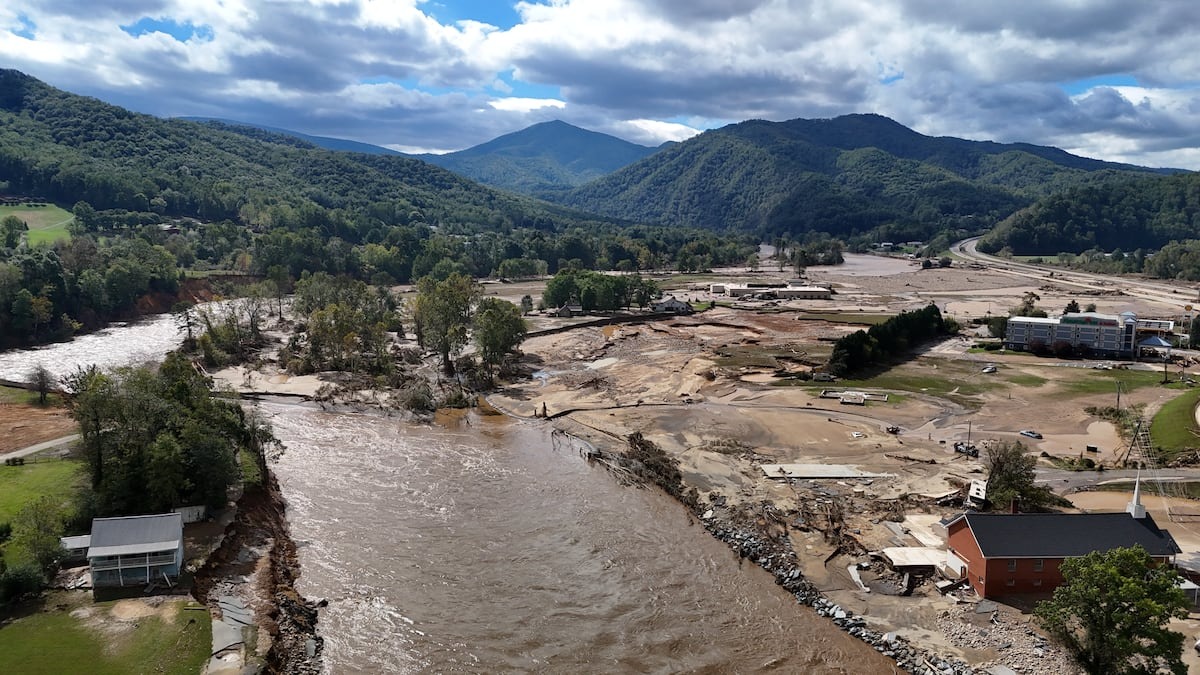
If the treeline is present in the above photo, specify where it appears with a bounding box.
[0,230,180,347]
[541,269,659,311]
[828,304,954,376]
[979,171,1200,257]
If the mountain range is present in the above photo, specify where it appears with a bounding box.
[1,68,1196,256]
[554,114,1179,239]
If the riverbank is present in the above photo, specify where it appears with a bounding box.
[193,459,323,674]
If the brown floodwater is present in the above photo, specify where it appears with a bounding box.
[264,403,898,674]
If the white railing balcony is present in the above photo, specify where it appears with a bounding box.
[90,552,177,572]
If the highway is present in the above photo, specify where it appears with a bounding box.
[953,236,1200,311]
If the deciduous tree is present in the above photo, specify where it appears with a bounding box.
[984,441,1056,511]
[1035,546,1189,675]
[473,297,526,378]
[413,273,479,373]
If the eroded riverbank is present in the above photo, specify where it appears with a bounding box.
[263,402,898,673]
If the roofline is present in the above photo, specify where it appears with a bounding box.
[92,513,182,522]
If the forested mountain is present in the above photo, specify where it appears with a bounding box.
[558,114,1176,242]
[978,171,1200,256]
[0,69,613,230]
[0,69,755,347]
[178,117,404,156]
[417,120,657,196]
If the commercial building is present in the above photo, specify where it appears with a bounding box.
[1004,311,1139,357]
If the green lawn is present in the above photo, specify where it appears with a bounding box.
[0,204,73,246]
[1150,387,1200,455]
[1061,369,1171,396]
[0,597,211,675]
[0,460,84,525]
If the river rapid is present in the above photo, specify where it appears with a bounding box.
[3,310,896,674]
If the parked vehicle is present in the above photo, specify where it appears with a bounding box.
[1019,429,1043,439]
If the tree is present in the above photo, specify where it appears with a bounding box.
[1085,303,1097,313]
[413,273,479,373]
[26,364,53,405]
[746,253,760,272]
[1064,299,1081,314]
[519,295,533,315]
[984,441,1056,511]
[472,298,526,378]
[10,496,66,575]
[0,215,27,248]
[1035,546,1189,675]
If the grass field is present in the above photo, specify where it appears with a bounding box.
[1150,387,1200,455]
[0,204,73,246]
[0,596,211,675]
[0,460,83,525]
[1061,368,1169,395]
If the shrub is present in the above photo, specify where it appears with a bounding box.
[0,521,10,544]
[0,561,44,604]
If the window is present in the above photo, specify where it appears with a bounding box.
[1007,559,1017,572]
[1032,579,1042,587]
[1006,578,1016,587]
[1033,559,1044,572]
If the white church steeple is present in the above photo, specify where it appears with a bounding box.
[1127,469,1147,519]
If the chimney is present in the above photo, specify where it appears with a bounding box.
[1127,469,1147,519]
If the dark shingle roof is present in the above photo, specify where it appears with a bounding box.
[963,512,1180,558]
[88,513,182,558]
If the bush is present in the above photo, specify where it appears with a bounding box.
[0,561,44,604]
[0,521,10,544]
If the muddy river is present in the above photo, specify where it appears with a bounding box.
[3,311,895,674]
[266,404,894,674]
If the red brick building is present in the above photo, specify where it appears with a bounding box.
[945,508,1180,598]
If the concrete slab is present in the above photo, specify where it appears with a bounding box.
[761,463,893,479]
[212,620,244,654]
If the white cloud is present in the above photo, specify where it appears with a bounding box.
[619,119,702,145]
[0,0,1198,165]
[487,96,566,112]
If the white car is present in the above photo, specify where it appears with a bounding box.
[1019,430,1043,439]
[981,365,997,374]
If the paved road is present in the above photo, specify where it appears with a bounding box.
[2,434,80,459]
[954,236,1200,309]
[1036,466,1200,494]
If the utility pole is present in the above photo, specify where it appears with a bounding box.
[1116,380,1122,410]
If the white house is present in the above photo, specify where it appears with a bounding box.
[88,513,184,588]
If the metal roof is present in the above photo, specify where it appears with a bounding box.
[960,512,1180,558]
[1139,336,1173,348]
[88,513,182,558]
[60,535,91,550]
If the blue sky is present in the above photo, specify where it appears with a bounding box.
[2,1,1199,167]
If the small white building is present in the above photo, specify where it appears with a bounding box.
[653,296,693,314]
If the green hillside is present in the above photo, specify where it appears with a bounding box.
[979,171,1200,256]
[559,114,1173,241]
[0,69,619,232]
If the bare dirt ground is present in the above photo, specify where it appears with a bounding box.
[483,253,1200,671]
[0,402,76,454]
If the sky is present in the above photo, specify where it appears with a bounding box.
[2,1,1200,168]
